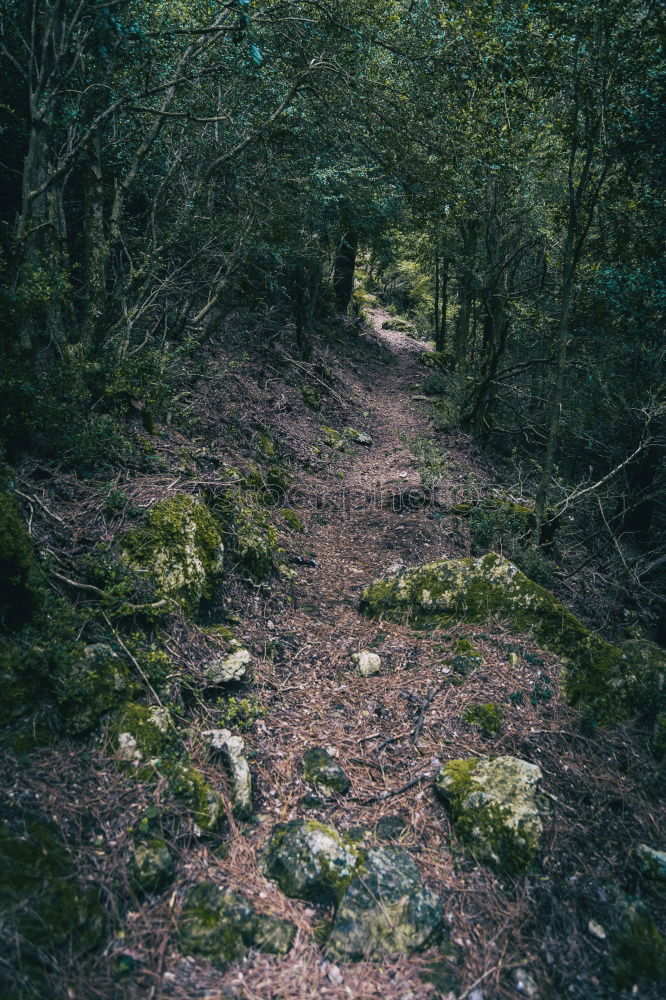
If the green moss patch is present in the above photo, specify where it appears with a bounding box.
[462,702,504,735]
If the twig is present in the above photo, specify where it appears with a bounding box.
[50,570,106,596]
[102,612,164,706]
[14,487,65,523]
[412,683,447,750]
[354,770,434,805]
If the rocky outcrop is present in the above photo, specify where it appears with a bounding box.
[178,882,295,966]
[360,553,666,724]
[434,755,546,876]
[121,494,224,613]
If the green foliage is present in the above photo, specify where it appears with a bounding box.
[462,702,504,736]
[215,695,266,732]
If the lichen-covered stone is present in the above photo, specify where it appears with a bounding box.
[208,728,253,819]
[352,650,382,677]
[121,494,224,613]
[166,762,224,833]
[130,837,175,895]
[327,846,441,959]
[360,553,665,724]
[611,897,666,990]
[264,819,363,903]
[301,385,322,411]
[634,844,666,888]
[462,702,504,736]
[0,813,104,966]
[302,746,350,798]
[343,427,373,446]
[321,426,346,450]
[56,643,133,735]
[178,882,295,966]
[434,755,546,876]
[109,702,174,766]
[219,491,277,579]
[204,646,252,685]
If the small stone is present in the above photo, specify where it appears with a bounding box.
[468,990,485,1000]
[351,650,382,677]
[634,844,666,887]
[205,647,252,685]
[207,729,253,819]
[327,964,343,985]
[343,427,373,446]
[130,837,174,895]
[302,747,350,798]
[511,966,540,997]
[111,703,174,766]
[588,919,606,940]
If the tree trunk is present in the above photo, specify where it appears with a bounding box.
[333,230,357,313]
[436,258,449,352]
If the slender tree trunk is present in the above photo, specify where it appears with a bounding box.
[433,253,440,340]
[436,258,449,352]
[333,230,357,313]
[83,125,107,344]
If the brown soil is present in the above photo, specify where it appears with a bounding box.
[4,309,664,1000]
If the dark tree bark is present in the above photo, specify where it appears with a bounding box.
[333,230,357,313]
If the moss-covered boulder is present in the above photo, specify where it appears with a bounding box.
[165,762,225,833]
[129,837,175,895]
[302,746,350,798]
[263,819,363,904]
[321,426,346,451]
[360,553,665,724]
[108,702,175,766]
[343,427,373,446]
[434,756,546,876]
[327,845,441,960]
[0,812,104,977]
[280,508,304,533]
[56,643,134,735]
[301,385,322,411]
[217,491,277,579]
[121,494,224,613]
[178,882,295,966]
[611,896,666,991]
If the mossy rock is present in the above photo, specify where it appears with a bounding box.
[179,882,295,967]
[420,350,453,371]
[343,427,373,446]
[321,426,346,451]
[434,755,546,877]
[165,762,225,833]
[0,480,40,630]
[129,837,175,895]
[280,507,304,533]
[244,464,292,502]
[360,553,665,725]
[327,845,441,960]
[215,490,278,579]
[263,819,363,904]
[301,385,323,412]
[634,844,666,888]
[121,494,224,613]
[462,702,504,735]
[108,702,175,767]
[302,746,351,798]
[55,643,134,735]
[0,812,105,971]
[382,318,412,333]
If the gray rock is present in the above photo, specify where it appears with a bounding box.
[130,837,174,895]
[434,756,546,876]
[208,728,253,819]
[327,846,441,959]
[302,747,350,798]
[635,844,666,887]
[351,650,382,677]
[178,882,295,966]
[263,819,363,903]
[343,427,373,446]
[511,966,540,998]
[205,647,252,685]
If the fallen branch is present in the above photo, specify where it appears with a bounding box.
[412,684,447,750]
[354,770,434,805]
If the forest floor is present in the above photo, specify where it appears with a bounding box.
[5,308,664,1000]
